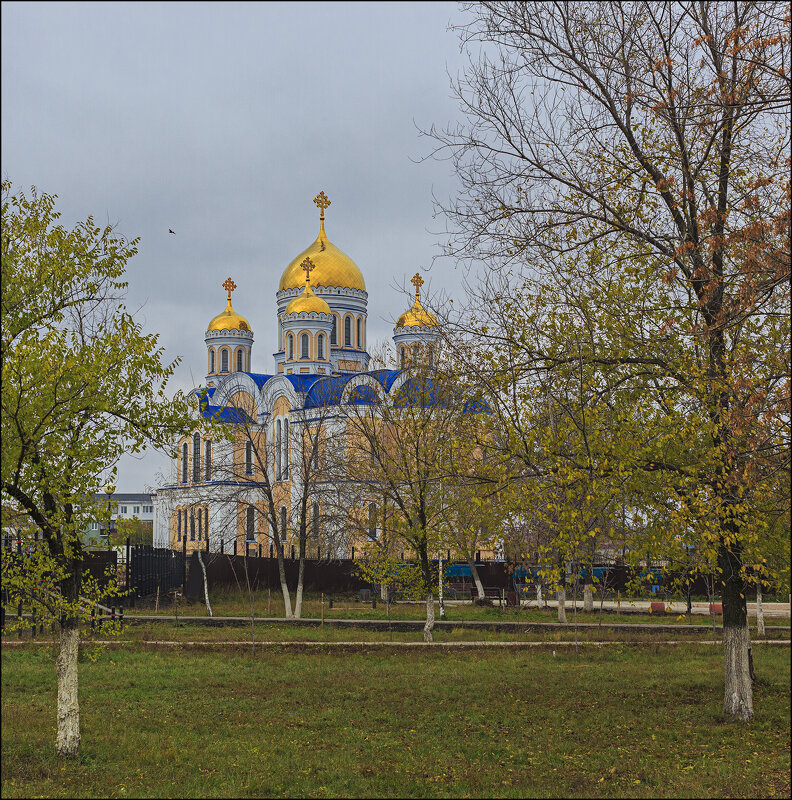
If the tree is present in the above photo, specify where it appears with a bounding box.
[1,181,192,755]
[428,2,790,719]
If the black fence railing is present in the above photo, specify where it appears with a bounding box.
[128,545,184,601]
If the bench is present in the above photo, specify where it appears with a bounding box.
[709,602,723,615]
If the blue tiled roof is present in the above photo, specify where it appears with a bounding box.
[304,375,349,409]
[243,372,275,390]
[285,374,322,393]
[201,405,255,424]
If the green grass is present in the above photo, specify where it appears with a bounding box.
[2,644,789,798]
[133,588,788,627]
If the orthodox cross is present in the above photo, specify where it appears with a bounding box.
[411,272,424,301]
[222,277,237,301]
[300,256,316,285]
[313,191,331,221]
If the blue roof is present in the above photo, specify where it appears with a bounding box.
[243,372,275,390]
[285,374,322,393]
[304,375,350,409]
[201,405,255,424]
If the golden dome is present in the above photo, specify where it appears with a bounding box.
[285,284,331,316]
[396,272,438,328]
[207,277,252,332]
[396,298,438,329]
[279,192,366,292]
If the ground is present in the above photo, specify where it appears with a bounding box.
[2,639,790,798]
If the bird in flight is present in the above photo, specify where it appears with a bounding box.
[169,228,175,235]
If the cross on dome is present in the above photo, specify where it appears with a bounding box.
[222,277,237,300]
[300,257,316,284]
[411,272,424,300]
[313,191,331,218]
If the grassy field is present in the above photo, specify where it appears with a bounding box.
[131,589,788,627]
[2,643,789,798]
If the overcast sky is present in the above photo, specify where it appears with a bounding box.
[2,1,475,492]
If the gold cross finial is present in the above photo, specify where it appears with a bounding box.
[222,277,237,301]
[313,191,331,218]
[300,256,316,285]
[411,272,424,300]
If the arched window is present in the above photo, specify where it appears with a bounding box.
[204,440,212,480]
[285,334,293,360]
[330,316,337,345]
[190,509,196,541]
[412,343,420,361]
[204,507,209,541]
[193,433,201,482]
[181,442,188,483]
[300,333,309,359]
[177,509,182,541]
[344,316,352,347]
[245,440,253,475]
[221,348,229,373]
[399,347,406,368]
[357,318,362,348]
[197,506,203,540]
[236,348,244,372]
[312,502,320,539]
[368,502,378,539]
[317,334,325,360]
[209,349,215,373]
[275,420,282,479]
[428,346,434,368]
[282,419,289,479]
[279,506,287,541]
[246,507,256,541]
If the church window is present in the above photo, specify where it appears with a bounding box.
[317,334,325,360]
[368,502,378,539]
[287,334,294,360]
[399,347,406,368]
[245,440,253,475]
[344,316,352,347]
[246,507,256,541]
[300,333,309,359]
[312,502,320,539]
[412,343,420,361]
[209,349,215,373]
[236,348,244,372]
[282,419,289,479]
[190,509,196,541]
[204,440,212,480]
[279,506,287,541]
[181,442,188,483]
[221,348,229,373]
[275,420,282,479]
[330,316,337,345]
[193,433,201,482]
[177,510,182,541]
[357,318,362,348]
[204,507,209,540]
[197,507,202,540]
[428,346,434,368]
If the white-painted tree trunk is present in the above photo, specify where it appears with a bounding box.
[583,584,594,612]
[424,593,435,642]
[468,554,485,600]
[536,584,542,607]
[723,624,754,721]
[196,548,212,616]
[56,621,80,756]
[557,588,567,623]
[756,585,765,637]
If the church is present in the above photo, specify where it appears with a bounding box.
[152,192,442,556]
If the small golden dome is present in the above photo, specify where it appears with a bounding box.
[207,277,252,332]
[396,298,438,329]
[279,192,366,292]
[285,285,331,316]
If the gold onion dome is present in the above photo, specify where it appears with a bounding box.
[207,278,252,332]
[396,273,438,328]
[285,258,331,315]
[279,192,366,292]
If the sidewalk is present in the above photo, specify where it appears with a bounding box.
[511,599,790,617]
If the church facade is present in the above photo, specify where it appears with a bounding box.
[152,192,440,556]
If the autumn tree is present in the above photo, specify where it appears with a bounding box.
[1,180,191,754]
[428,1,790,720]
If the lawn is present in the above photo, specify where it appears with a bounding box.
[2,643,789,798]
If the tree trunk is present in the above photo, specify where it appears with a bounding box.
[720,542,753,721]
[424,592,435,642]
[294,557,305,619]
[557,588,567,624]
[467,553,485,599]
[756,583,765,638]
[583,584,594,612]
[276,548,293,618]
[196,548,212,617]
[536,583,543,608]
[55,619,80,756]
